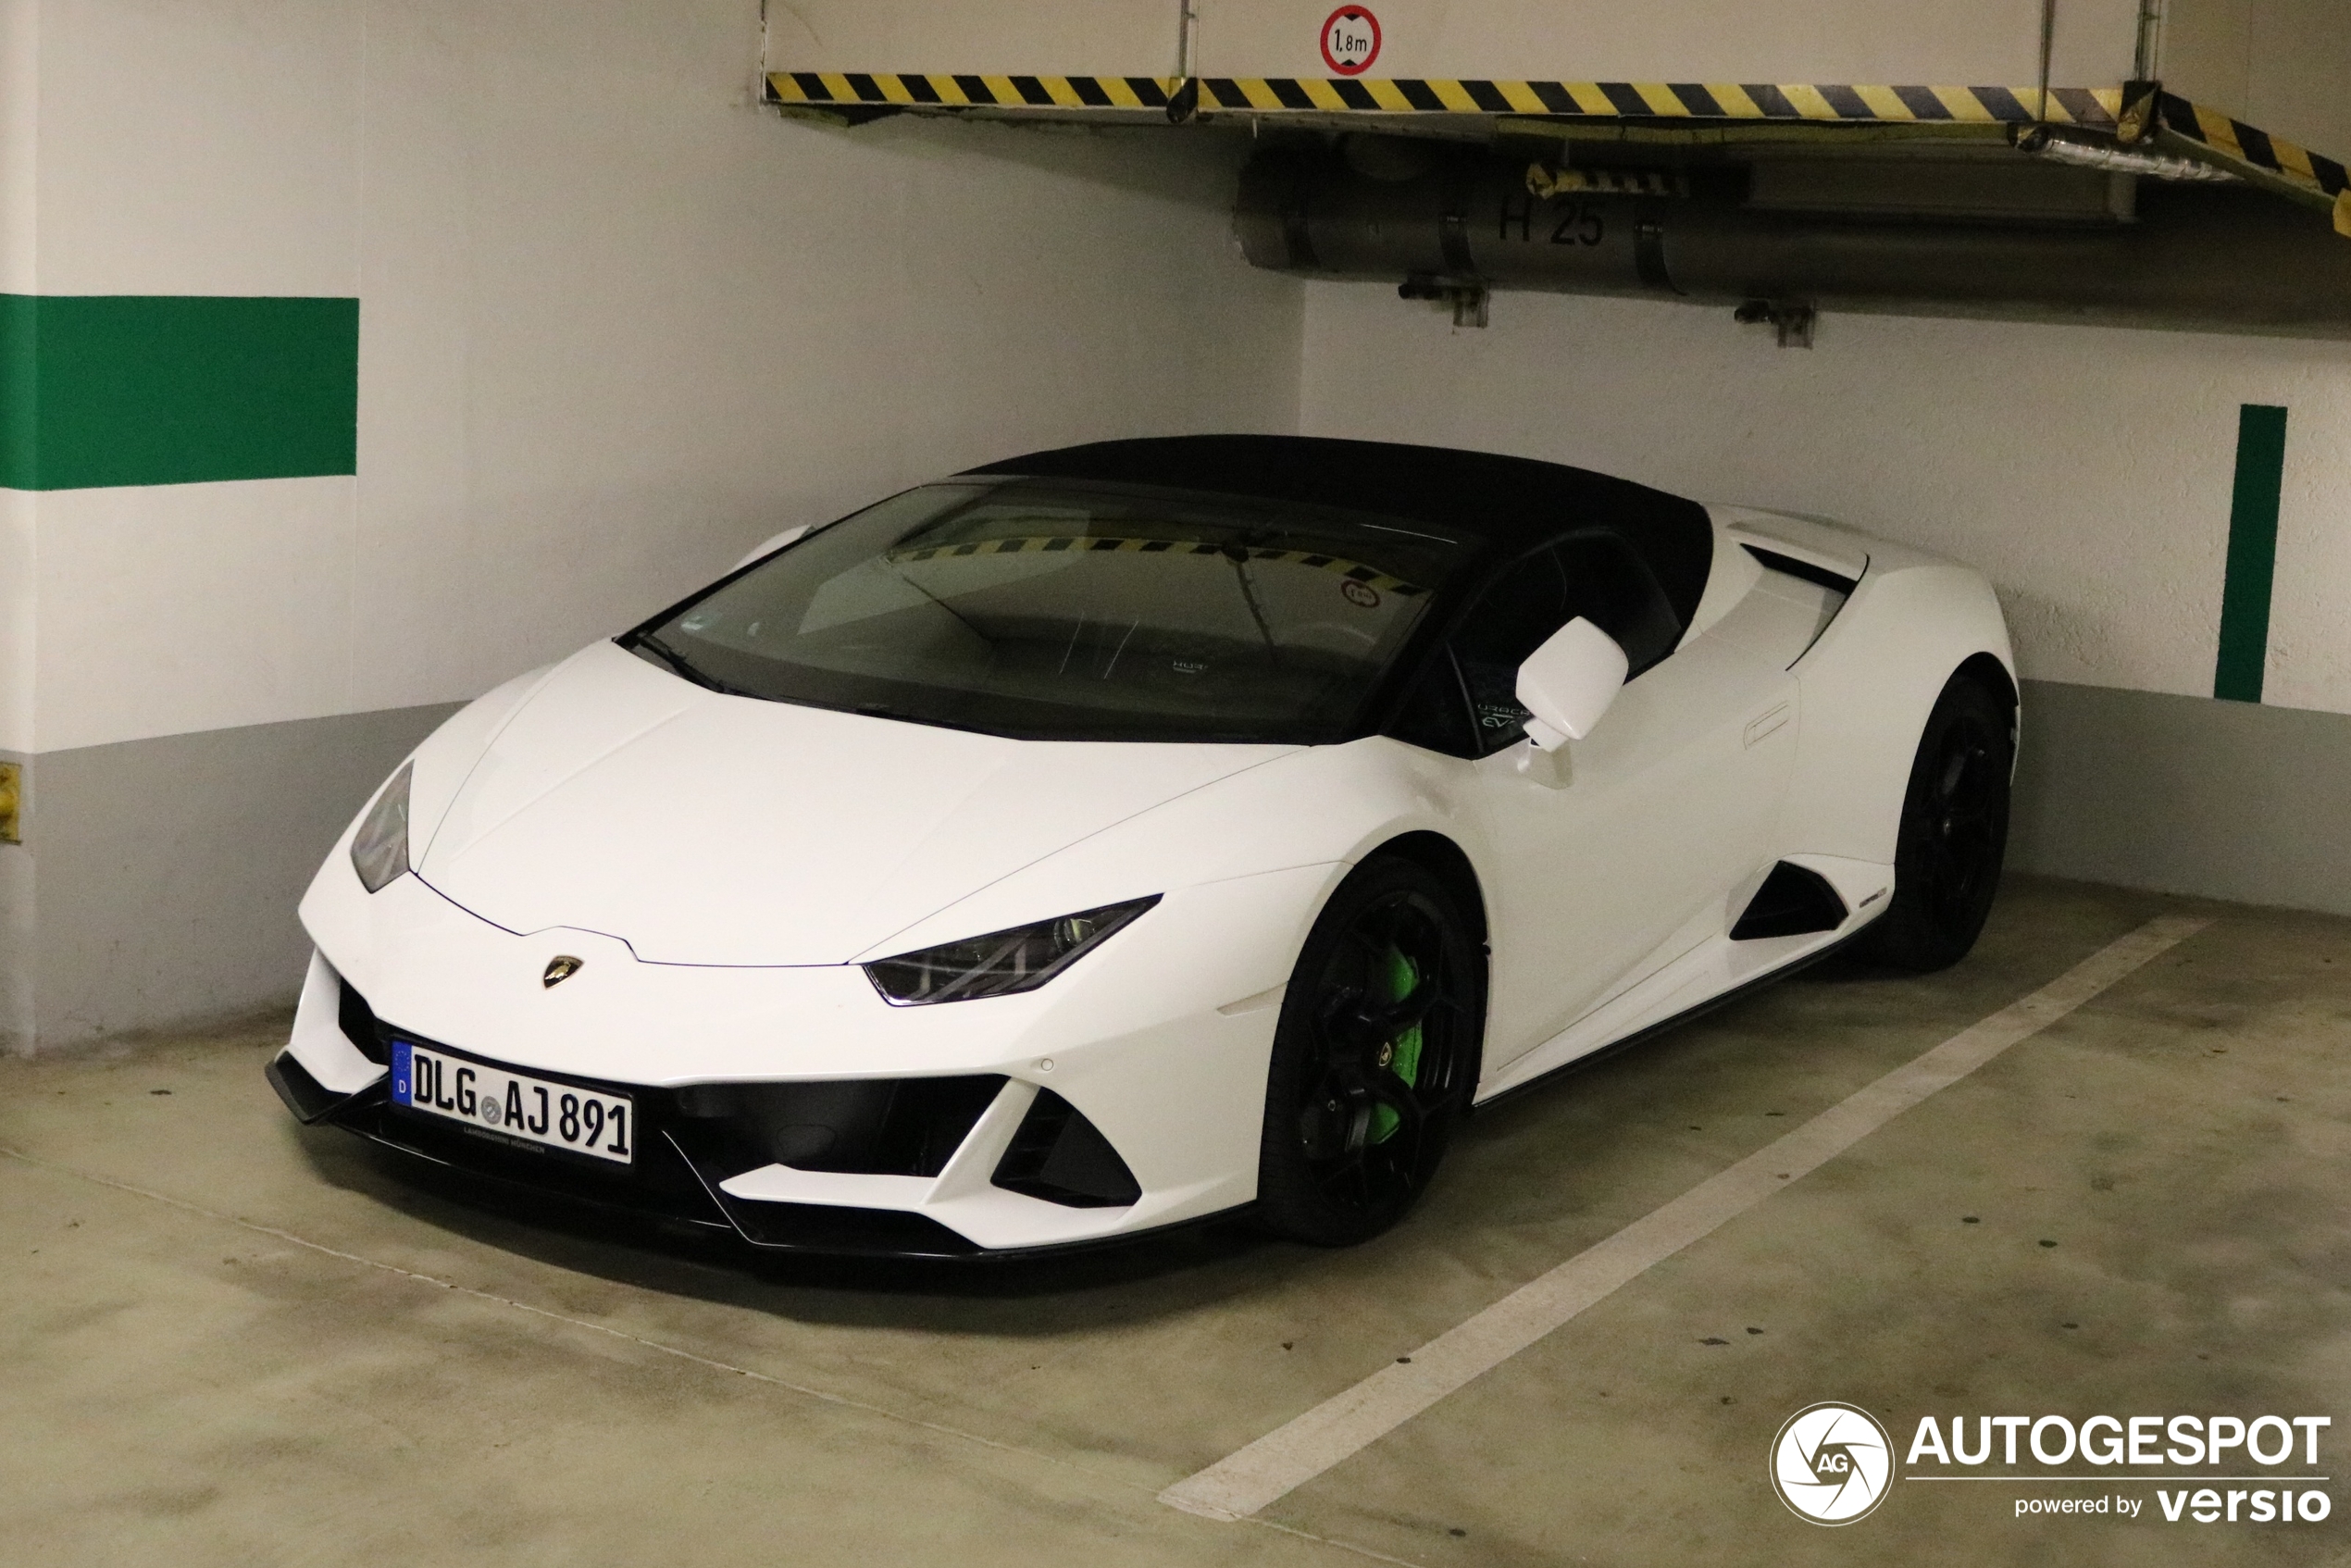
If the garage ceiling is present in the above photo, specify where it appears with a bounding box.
[758,1,2351,333]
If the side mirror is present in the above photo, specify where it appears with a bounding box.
[1515,617,1628,751]
[733,523,811,569]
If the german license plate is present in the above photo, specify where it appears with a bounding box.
[391,1040,633,1164]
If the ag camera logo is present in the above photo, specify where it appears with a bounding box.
[1772,1402,1896,1524]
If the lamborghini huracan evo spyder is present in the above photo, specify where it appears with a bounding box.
[267,436,2015,1257]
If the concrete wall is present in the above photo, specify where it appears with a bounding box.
[18,705,455,1048]
[2011,678,2351,911]
[0,762,29,1048]
[0,0,1302,1051]
[1300,282,2351,912]
[16,2,1300,753]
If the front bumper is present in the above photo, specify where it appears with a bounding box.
[271,1027,992,1258]
[276,864,1338,1257]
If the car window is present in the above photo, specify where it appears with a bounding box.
[1451,548,1571,754]
[1555,532,1681,676]
[628,479,1479,744]
[1387,532,1683,759]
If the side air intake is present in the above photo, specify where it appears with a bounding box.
[991,1090,1141,1209]
[1731,862,1849,940]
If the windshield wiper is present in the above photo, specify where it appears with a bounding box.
[1220,543,1284,668]
[627,631,748,696]
[840,699,997,738]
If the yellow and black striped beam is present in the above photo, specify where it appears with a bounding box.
[2155,90,2350,212]
[768,72,2351,230]
[770,71,1175,112]
[767,72,2122,129]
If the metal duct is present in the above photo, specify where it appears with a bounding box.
[1235,146,2351,335]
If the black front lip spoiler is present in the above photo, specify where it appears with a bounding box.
[345,1116,740,1243]
[266,1049,1236,1263]
[266,1050,376,1125]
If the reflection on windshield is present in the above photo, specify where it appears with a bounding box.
[630,479,1474,743]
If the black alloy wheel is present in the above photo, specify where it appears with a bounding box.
[1256,857,1485,1246]
[1858,674,2015,973]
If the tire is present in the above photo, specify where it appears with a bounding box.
[1856,674,2015,973]
[1255,857,1486,1247]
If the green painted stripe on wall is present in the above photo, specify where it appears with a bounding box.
[0,295,357,491]
[2214,404,2287,704]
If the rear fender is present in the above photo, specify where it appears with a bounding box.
[1779,562,2015,865]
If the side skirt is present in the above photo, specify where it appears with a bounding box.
[1470,923,1870,1113]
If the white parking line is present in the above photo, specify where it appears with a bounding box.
[1160,914,2211,1522]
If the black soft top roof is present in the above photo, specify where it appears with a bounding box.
[962,434,1715,628]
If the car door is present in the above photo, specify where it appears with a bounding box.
[1430,533,1800,1071]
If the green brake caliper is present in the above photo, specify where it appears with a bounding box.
[1367,945,1424,1144]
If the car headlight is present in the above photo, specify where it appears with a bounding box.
[349,763,413,893]
[864,896,1161,1005]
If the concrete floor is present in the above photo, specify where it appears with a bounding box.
[4,874,2348,1566]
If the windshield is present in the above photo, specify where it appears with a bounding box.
[628,478,1477,743]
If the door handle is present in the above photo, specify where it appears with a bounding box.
[1743,703,1792,748]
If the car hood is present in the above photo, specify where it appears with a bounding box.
[413,642,1293,965]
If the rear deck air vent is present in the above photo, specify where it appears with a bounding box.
[1742,545,1858,595]
[1731,862,1849,940]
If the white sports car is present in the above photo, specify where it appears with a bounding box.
[268,436,2016,1257]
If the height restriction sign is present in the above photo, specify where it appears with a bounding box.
[1321,6,1381,75]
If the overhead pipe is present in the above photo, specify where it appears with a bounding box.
[1234,146,2351,335]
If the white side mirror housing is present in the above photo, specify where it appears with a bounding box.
[733,523,811,569]
[1515,616,1628,751]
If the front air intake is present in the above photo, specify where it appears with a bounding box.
[991,1090,1141,1209]
[675,1076,1005,1179]
[338,978,392,1064]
